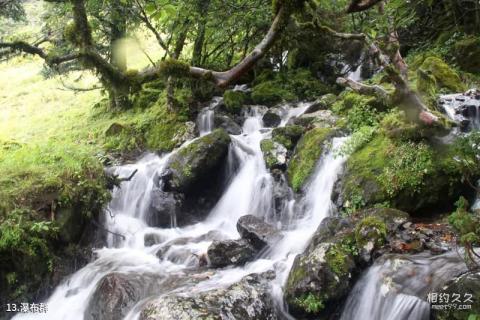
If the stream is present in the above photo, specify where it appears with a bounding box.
[14,98,470,320]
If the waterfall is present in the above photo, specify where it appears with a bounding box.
[439,90,480,131]
[13,100,351,320]
[197,96,221,136]
[340,252,467,320]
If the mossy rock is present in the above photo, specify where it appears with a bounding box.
[354,216,387,249]
[223,90,247,115]
[287,127,334,192]
[340,135,468,215]
[251,81,296,106]
[260,139,287,170]
[285,242,355,317]
[165,129,231,193]
[419,57,465,93]
[272,125,305,150]
[416,68,438,97]
[454,36,480,74]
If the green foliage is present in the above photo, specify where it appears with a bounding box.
[251,80,296,106]
[379,141,434,197]
[336,126,377,157]
[454,36,480,73]
[448,197,480,266]
[332,91,382,131]
[380,109,420,141]
[293,293,325,314]
[252,69,330,106]
[223,90,247,114]
[451,132,480,188]
[287,128,332,192]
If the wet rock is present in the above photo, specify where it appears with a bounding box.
[271,125,305,150]
[292,110,338,129]
[270,169,293,219]
[139,272,278,320]
[144,233,165,247]
[85,273,161,320]
[164,129,231,193]
[237,215,281,250]
[214,114,242,135]
[148,187,183,227]
[172,121,196,147]
[262,111,282,127]
[433,271,480,320]
[285,242,356,317]
[207,239,257,268]
[260,139,288,170]
[304,94,337,114]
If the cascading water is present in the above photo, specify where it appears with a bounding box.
[439,89,480,131]
[340,252,467,320]
[14,100,350,320]
[197,97,221,136]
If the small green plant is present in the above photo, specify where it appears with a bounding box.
[448,197,480,267]
[294,293,325,314]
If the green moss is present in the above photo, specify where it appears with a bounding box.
[419,56,465,93]
[354,216,387,248]
[325,243,351,277]
[380,109,420,141]
[272,125,305,150]
[416,68,438,97]
[455,36,480,73]
[252,69,330,106]
[343,133,467,213]
[287,127,333,192]
[158,58,191,78]
[223,90,247,114]
[260,139,277,169]
[251,81,296,106]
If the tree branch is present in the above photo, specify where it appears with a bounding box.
[346,0,384,13]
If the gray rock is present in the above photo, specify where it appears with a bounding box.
[304,94,337,114]
[214,114,242,135]
[293,110,338,128]
[207,239,257,267]
[85,273,163,320]
[237,215,281,250]
[139,272,278,320]
[262,111,282,127]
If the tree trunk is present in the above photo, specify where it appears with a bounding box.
[191,0,211,67]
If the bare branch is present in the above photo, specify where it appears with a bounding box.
[346,0,384,13]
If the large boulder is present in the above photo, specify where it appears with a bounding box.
[207,239,257,268]
[336,135,471,215]
[139,272,278,320]
[286,127,334,192]
[164,129,231,193]
[285,208,412,317]
[236,215,281,250]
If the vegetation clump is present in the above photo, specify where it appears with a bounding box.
[223,90,247,114]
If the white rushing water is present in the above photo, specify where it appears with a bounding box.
[340,252,467,320]
[14,101,351,320]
